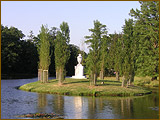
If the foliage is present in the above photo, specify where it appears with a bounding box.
[2,1,158,83]
[1,25,38,77]
[99,32,110,79]
[54,22,70,85]
[129,1,159,80]
[121,19,136,87]
[38,25,51,71]
[48,27,58,76]
[85,20,107,85]
[66,44,80,76]
[108,32,123,80]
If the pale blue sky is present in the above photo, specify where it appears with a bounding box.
[2,1,140,53]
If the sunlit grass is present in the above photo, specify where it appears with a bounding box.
[19,77,152,97]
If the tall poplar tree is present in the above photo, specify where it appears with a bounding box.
[39,25,51,70]
[38,25,51,83]
[54,22,70,85]
[85,20,107,85]
[130,1,159,80]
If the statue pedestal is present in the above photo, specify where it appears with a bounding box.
[71,54,86,79]
[72,64,86,79]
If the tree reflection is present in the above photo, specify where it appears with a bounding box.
[37,93,48,113]
[87,97,96,119]
[52,95,64,114]
[108,97,134,118]
[36,93,158,119]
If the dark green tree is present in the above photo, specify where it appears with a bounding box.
[54,22,70,85]
[121,19,136,87]
[108,32,123,81]
[85,20,107,85]
[27,30,34,42]
[130,1,159,80]
[1,25,24,74]
[18,40,38,75]
[1,25,38,78]
[66,44,80,76]
[48,27,58,76]
[99,35,110,79]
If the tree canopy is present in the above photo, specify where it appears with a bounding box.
[54,22,70,85]
[85,20,108,85]
[130,1,159,80]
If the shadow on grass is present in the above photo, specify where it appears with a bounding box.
[48,79,58,83]
[97,79,121,86]
[97,83,121,86]
[98,79,121,83]
[64,80,89,85]
[49,78,122,87]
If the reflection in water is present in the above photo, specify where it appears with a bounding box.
[108,95,159,119]
[74,97,83,118]
[87,97,115,119]
[87,97,96,119]
[37,93,48,113]
[111,98,134,118]
[1,79,159,119]
[64,96,89,119]
[53,95,64,114]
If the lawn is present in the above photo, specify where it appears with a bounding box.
[19,77,152,97]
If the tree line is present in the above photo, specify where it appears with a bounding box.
[1,1,159,87]
[85,1,159,87]
[1,24,82,79]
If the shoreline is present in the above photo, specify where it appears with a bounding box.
[19,78,152,97]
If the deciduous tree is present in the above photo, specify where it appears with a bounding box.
[85,20,107,85]
[54,22,70,85]
[38,25,51,83]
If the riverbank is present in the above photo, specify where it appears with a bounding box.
[19,77,152,97]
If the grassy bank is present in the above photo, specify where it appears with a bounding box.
[19,77,152,97]
[133,76,159,87]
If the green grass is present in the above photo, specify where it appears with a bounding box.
[19,77,152,97]
[133,76,159,87]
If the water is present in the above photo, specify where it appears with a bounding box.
[1,77,159,119]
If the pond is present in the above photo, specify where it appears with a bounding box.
[1,77,159,119]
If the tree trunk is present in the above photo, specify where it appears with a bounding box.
[38,69,43,82]
[121,76,126,87]
[100,70,104,80]
[93,73,97,86]
[116,72,119,81]
[58,67,64,85]
[43,70,48,83]
[56,68,59,79]
[90,71,94,86]
[128,72,134,85]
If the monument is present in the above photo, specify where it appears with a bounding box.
[72,54,86,79]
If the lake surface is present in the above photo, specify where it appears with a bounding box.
[1,77,159,119]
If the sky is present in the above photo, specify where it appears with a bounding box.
[2,1,140,53]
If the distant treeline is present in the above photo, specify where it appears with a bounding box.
[1,1,159,84]
[1,25,85,78]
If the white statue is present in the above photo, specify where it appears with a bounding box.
[72,54,86,79]
[77,54,82,64]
